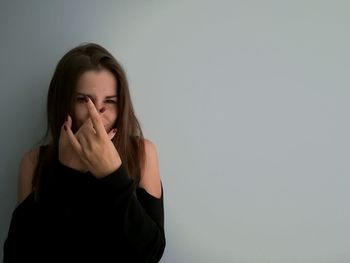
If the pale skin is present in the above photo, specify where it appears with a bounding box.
[17,69,162,206]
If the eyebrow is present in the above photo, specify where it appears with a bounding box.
[76,92,117,99]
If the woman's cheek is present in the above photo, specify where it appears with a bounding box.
[74,105,89,120]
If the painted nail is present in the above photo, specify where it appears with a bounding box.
[100,107,106,113]
[84,96,89,103]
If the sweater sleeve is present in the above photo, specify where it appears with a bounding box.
[57,160,166,263]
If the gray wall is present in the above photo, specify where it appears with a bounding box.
[1,1,350,262]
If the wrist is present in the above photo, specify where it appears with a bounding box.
[93,162,122,179]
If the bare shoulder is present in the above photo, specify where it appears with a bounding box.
[139,138,162,199]
[17,147,40,205]
[23,148,40,164]
[143,138,158,157]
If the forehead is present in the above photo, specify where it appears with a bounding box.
[76,69,117,94]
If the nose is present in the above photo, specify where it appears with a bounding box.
[91,100,105,114]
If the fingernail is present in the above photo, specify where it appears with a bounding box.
[64,125,67,131]
[84,96,89,103]
[100,107,106,113]
[113,128,117,133]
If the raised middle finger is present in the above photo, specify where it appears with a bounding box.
[84,96,106,137]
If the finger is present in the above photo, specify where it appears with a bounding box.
[75,118,96,139]
[84,96,106,137]
[77,118,97,148]
[76,131,91,153]
[108,128,117,140]
[76,123,94,149]
[67,114,72,129]
[60,116,71,142]
[70,131,91,167]
[86,118,96,134]
[64,122,83,156]
[59,123,66,143]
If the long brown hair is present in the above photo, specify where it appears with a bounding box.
[32,43,145,201]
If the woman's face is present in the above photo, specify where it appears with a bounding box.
[73,69,118,133]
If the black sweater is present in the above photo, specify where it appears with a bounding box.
[3,151,165,262]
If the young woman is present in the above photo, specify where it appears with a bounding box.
[3,43,165,262]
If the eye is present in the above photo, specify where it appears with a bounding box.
[76,97,85,103]
[105,99,117,104]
